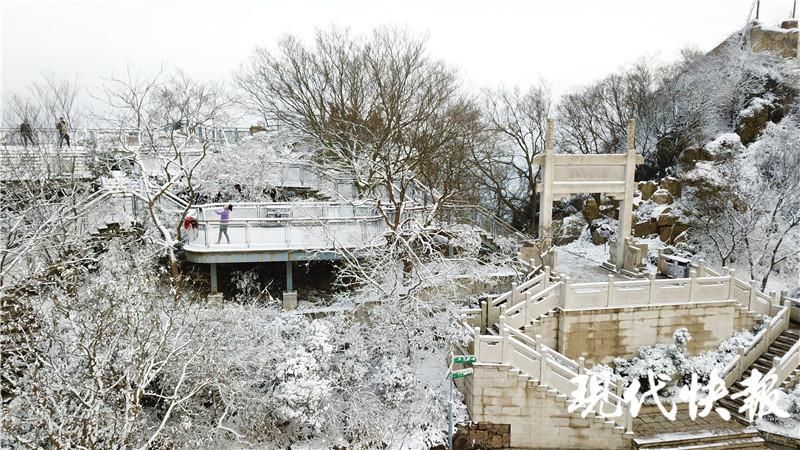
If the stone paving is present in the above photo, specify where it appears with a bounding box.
[633,404,768,448]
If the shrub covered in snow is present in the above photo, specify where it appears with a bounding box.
[612,328,757,397]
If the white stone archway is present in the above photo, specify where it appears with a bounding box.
[533,119,643,270]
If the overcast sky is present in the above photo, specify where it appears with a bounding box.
[1,0,797,122]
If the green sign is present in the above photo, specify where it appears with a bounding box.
[452,355,477,364]
[449,368,474,379]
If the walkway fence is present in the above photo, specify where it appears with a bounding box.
[0,126,252,148]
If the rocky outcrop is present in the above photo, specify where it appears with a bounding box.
[633,219,659,237]
[659,177,681,198]
[750,20,798,59]
[737,98,777,145]
[554,215,586,245]
[582,196,600,222]
[678,146,714,171]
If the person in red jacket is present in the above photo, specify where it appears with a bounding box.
[183,214,199,241]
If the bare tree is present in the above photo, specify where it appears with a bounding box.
[3,74,84,144]
[97,70,230,280]
[236,28,478,218]
[471,83,551,233]
[236,28,482,274]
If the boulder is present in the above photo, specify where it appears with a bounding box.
[554,215,586,245]
[591,228,606,245]
[737,99,774,145]
[659,177,681,198]
[673,229,689,245]
[634,219,658,237]
[650,189,673,205]
[656,211,677,227]
[659,226,672,242]
[249,125,267,135]
[582,197,600,222]
[638,181,657,200]
[670,222,690,243]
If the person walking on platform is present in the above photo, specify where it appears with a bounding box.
[56,117,70,148]
[20,119,35,147]
[215,204,233,244]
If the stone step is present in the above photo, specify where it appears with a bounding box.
[634,427,761,449]
[774,336,798,346]
[637,437,767,450]
[770,341,793,352]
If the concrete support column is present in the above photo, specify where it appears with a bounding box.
[286,261,293,292]
[210,263,218,293]
[616,119,637,271]
[538,118,555,244]
[282,261,297,310]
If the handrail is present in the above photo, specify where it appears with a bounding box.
[439,202,533,243]
[473,322,633,433]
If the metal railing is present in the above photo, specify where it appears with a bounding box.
[438,203,534,244]
[182,202,431,251]
[0,126,252,148]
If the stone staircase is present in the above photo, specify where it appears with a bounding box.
[633,427,767,450]
[717,328,800,423]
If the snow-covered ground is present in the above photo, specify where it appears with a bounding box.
[756,383,800,440]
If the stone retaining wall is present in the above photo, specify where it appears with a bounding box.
[557,301,739,364]
[460,364,629,449]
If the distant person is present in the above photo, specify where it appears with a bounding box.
[56,117,70,148]
[215,204,233,244]
[20,119,35,147]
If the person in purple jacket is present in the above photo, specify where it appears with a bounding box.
[215,204,233,244]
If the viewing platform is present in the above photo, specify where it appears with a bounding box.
[182,202,398,263]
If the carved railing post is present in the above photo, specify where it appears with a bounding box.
[560,274,570,308]
[510,282,519,305]
[749,280,759,311]
[727,268,737,301]
[542,266,550,290]
[473,327,482,362]
[648,272,657,305]
[688,269,697,302]
[736,346,746,380]
[499,316,510,363]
